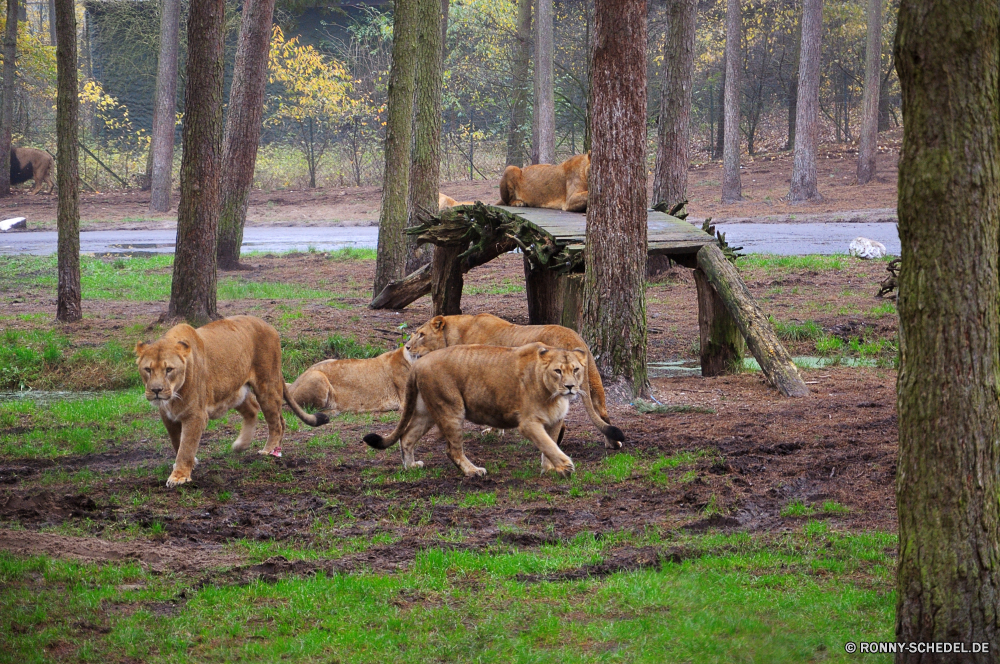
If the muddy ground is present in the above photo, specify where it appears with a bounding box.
[0,252,899,576]
[2,134,900,231]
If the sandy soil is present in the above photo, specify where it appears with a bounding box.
[0,133,900,232]
[0,252,899,575]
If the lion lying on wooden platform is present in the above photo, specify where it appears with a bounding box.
[498,153,589,212]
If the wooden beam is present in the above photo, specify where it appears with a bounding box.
[694,267,745,375]
[431,243,466,315]
[696,244,810,397]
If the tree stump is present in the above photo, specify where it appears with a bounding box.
[694,267,744,375]
[431,243,467,315]
[696,244,809,397]
[523,257,583,330]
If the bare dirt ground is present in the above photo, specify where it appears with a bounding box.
[0,252,899,576]
[0,132,901,232]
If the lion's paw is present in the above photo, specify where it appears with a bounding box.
[465,466,487,478]
[166,472,191,488]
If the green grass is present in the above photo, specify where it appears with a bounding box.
[781,499,816,518]
[769,317,823,341]
[815,334,845,355]
[0,527,896,663]
[740,254,848,273]
[281,334,388,383]
[0,328,144,391]
[324,247,377,261]
[0,388,159,458]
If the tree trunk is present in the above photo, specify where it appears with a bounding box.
[405,0,445,274]
[167,0,225,325]
[531,0,555,164]
[372,0,418,298]
[505,0,531,168]
[216,0,276,270]
[148,0,181,213]
[788,0,823,201]
[0,0,17,197]
[894,0,1000,657]
[694,267,743,376]
[652,0,697,208]
[721,0,742,202]
[786,78,797,150]
[714,64,724,159]
[55,0,80,323]
[582,0,648,398]
[47,0,53,44]
[855,0,881,185]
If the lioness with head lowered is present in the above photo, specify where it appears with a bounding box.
[11,147,55,195]
[286,347,412,415]
[499,153,589,212]
[364,343,623,477]
[136,315,328,488]
[405,313,622,448]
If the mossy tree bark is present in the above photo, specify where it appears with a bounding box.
[55,0,80,322]
[652,0,697,208]
[582,0,648,398]
[788,0,823,201]
[216,0,276,270]
[148,0,181,213]
[720,0,742,202]
[531,0,554,165]
[405,0,445,274]
[894,0,1000,656]
[505,0,531,168]
[0,0,17,197]
[855,0,880,185]
[372,0,418,298]
[167,0,225,325]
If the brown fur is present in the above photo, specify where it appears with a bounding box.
[11,147,55,195]
[405,313,622,448]
[135,315,328,488]
[438,193,476,210]
[286,347,412,415]
[498,153,589,212]
[365,343,621,477]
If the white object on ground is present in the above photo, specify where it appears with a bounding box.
[848,236,887,259]
[0,217,26,232]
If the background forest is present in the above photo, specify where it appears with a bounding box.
[3,0,898,191]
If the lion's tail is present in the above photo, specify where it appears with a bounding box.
[578,361,625,446]
[283,383,329,427]
[363,371,418,450]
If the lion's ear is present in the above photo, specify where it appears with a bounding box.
[572,348,588,361]
[175,340,192,356]
[431,316,445,331]
[538,347,548,355]
[134,342,147,357]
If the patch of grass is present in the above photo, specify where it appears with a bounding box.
[821,501,851,515]
[326,247,376,261]
[0,529,896,662]
[869,301,897,317]
[769,316,823,341]
[459,491,497,508]
[815,334,845,355]
[280,334,387,382]
[741,254,847,273]
[782,499,817,518]
[465,278,525,296]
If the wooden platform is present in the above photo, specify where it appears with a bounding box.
[494,206,716,257]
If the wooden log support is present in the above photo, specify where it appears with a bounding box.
[431,243,467,315]
[694,267,745,375]
[523,257,583,330]
[696,243,810,397]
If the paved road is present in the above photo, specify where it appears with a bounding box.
[0,221,900,256]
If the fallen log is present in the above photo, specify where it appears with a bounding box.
[696,243,810,398]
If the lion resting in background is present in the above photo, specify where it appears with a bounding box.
[11,147,55,195]
[286,347,412,416]
[405,313,622,449]
[498,153,589,212]
[135,315,328,488]
[438,193,476,210]
[364,343,622,477]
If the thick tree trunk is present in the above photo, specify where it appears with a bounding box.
[721,0,742,202]
[505,0,531,168]
[54,0,79,323]
[405,0,445,274]
[582,0,648,397]
[430,243,464,315]
[714,65,724,159]
[372,0,418,298]
[0,0,17,197]
[894,0,1000,657]
[148,0,181,213]
[652,0,697,208]
[788,0,823,201]
[531,0,555,165]
[167,0,225,325]
[216,0,276,270]
[855,0,880,185]
[694,268,742,376]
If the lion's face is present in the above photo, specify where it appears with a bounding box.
[405,317,447,359]
[538,348,587,398]
[135,340,191,406]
